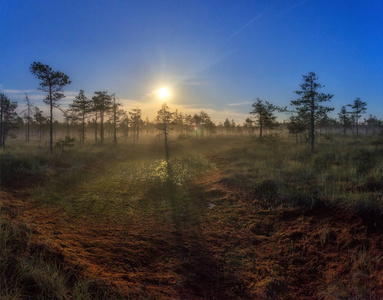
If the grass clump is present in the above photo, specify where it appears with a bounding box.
[0,153,46,184]
[218,136,383,214]
[253,179,281,208]
[0,208,125,299]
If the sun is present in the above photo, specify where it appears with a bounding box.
[158,87,169,99]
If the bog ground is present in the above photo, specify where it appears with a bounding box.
[1,136,383,299]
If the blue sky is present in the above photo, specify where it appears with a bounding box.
[1,0,382,122]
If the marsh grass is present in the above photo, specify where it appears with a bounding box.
[320,247,378,299]
[0,208,125,299]
[0,152,47,185]
[4,136,382,215]
[2,136,383,298]
[218,136,383,213]
[33,147,214,230]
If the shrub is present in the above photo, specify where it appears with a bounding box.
[0,153,46,184]
[55,136,75,155]
[253,179,280,207]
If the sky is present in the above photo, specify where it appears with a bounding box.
[0,0,382,123]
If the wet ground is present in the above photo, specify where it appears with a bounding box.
[2,155,383,299]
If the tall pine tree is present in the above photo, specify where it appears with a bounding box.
[348,98,367,136]
[30,62,71,153]
[0,93,19,148]
[92,91,112,145]
[291,72,333,153]
[250,98,285,140]
[70,90,91,144]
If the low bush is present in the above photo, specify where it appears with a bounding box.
[0,153,46,184]
[253,179,281,207]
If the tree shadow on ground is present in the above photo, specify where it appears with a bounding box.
[135,181,251,298]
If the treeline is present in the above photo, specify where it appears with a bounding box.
[1,64,382,151]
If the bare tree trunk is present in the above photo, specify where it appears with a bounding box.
[136,126,139,143]
[0,105,3,148]
[310,82,315,154]
[94,112,98,144]
[113,98,117,146]
[25,93,31,143]
[164,121,172,180]
[82,114,85,144]
[100,113,104,145]
[49,86,53,154]
[164,122,169,162]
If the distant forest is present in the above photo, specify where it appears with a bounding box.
[1,63,382,150]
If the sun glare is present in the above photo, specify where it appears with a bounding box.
[158,87,169,99]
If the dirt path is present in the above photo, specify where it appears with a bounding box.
[2,164,383,299]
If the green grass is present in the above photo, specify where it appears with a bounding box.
[2,135,383,298]
[6,135,383,216]
[217,135,383,213]
[31,142,215,228]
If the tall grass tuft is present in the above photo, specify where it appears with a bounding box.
[0,208,126,299]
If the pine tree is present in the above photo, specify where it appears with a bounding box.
[33,107,48,142]
[223,118,231,135]
[129,108,142,143]
[287,115,307,143]
[70,90,91,144]
[348,98,367,136]
[156,103,174,164]
[110,94,122,146]
[0,93,19,148]
[92,91,112,145]
[250,98,284,141]
[291,72,334,153]
[30,62,71,153]
[338,106,352,135]
[22,93,33,143]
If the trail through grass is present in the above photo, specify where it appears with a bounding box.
[34,153,215,224]
[3,136,383,298]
